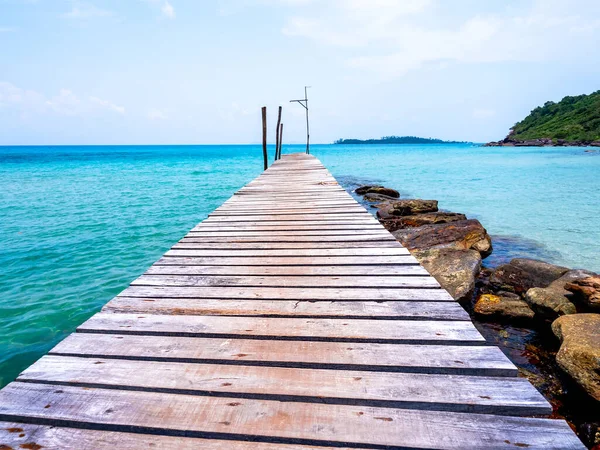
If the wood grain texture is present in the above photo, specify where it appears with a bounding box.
[78,313,484,343]
[50,333,517,376]
[0,422,348,450]
[144,264,430,276]
[117,285,453,301]
[103,298,471,320]
[19,355,551,415]
[131,274,441,288]
[0,383,583,449]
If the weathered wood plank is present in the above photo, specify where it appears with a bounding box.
[0,383,583,449]
[131,275,441,288]
[19,355,551,415]
[144,264,430,276]
[49,333,517,376]
[181,235,396,241]
[189,228,388,235]
[175,241,402,249]
[155,255,423,266]
[204,215,378,222]
[118,285,452,301]
[210,208,367,216]
[78,313,481,343]
[104,298,470,320]
[165,248,410,257]
[0,422,345,450]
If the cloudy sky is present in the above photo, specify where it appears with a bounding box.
[1,0,599,144]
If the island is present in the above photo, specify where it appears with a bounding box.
[334,136,469,145]
[486,90,600,147]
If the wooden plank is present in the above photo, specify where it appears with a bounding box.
[0,383,583,449]
[189,228,388,235]
[19,355,551,415]
[164,248,410,257]
[104,298,471,320]
[78,313,481,343]
[155,256,423,266]
[131,275,441,288]
[49,333,517,376]
[144,264,430,276]
[198,220,380,226]
[118,286,452,301]
[174,241,402,249]
[210,208,366,216]
[0,421,361,449]
[179,236,402,243]
[204,215,378,222]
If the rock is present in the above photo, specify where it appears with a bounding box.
[355,185,380,195]
[366,186,399,198]
[413,248,481,301]
[523,269,596,320]
[355,185,399,198]
[566,276,600,310]
[392,219,492,257]
[378,212,467,232]
[383,199,438,216]
[552,314,600,401]
[474,293,535,320]
[489,258,569,295]
[363,193,399,203]
[525,287,577,319]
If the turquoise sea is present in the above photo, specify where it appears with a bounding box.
[1,144,599,387]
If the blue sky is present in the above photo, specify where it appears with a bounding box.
[1,0,599,145]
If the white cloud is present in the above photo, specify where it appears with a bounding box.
[0,27,17,33]
[61,2,113,20]
[90,96,126,115]
[144,0,176,19]
[0,81,126,117]
[280,0,600,79]
[147,108,168,120]
[162,1,175,18]
[46,89,81,115]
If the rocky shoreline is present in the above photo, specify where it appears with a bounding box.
[353,184,600,449]
[484,137,600,147]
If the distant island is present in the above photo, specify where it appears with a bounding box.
[334,136,470,145]
[486,90,600,147]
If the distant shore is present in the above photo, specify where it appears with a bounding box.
[485,138,600,147]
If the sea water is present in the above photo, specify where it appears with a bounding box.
[0,144,598,387]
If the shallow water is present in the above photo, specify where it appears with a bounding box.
[0,143,598,387]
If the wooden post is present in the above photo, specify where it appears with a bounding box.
[279,123,283,159]
[261,106,268,170]
[275,106,282,162]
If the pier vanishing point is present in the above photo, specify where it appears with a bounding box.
[0,154,585,449]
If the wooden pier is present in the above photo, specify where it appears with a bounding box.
[0,154,584,449]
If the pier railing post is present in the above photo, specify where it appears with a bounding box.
[261,106,268,170]
[279,123,283,159]
[275,106,282,162]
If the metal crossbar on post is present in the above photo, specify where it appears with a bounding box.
[290,86,311,155]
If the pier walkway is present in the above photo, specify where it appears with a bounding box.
[0,154,584,449]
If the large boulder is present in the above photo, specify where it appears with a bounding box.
[524,269,597,319]
[566,276,600,310]
[552,314,600,401]
[489,258,569,295]
[413,248,481,301]
[378,212,467,232]
[355,185,399,198]
[381,199,438,216]
[474,293,535,320]
[392,219,492,257]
